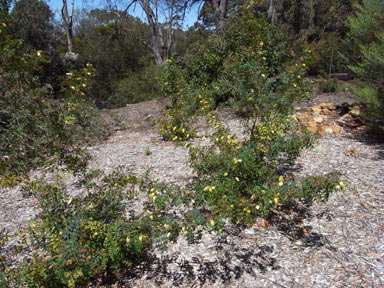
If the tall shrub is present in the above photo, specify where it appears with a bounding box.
[344,0,384,133]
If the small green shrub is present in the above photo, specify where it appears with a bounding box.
[319,79,338,93]
[158,11,311,141]
[7,171,152,287]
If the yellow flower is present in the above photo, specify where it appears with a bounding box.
[297,75,301,79]
[224,172,228,176]
[66,72,73,76]
[278,175,283,187]
[339,181,346,190]
[139,235,144,242]
[261,73,266,78]
[126,237,130,243]
[302,63,306,67]
[149,193,155,199]
[336,185,341,190]
[259,41,264,46]
[210,219,215,226]
[230,204,234,209]
[274,197,279,205]
[70,86,76,90]
[293,83,297,88]
[262,57,266,61]
[172,136,178,141]
[233,158,242,164]
[248,97,253,101]
[82,84,86,87]
[167,232,171,237]
[7,237,12,242]
[235,177,240,182]
[251,88,254,93]
[86,63,92,67]
[1,23,6,27]
[93,232,98,237]
[196,132,200,137]
[36,50,42,57]
[255,205,260,210]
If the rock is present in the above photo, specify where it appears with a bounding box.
[320,102,337,110]
[349,108,360,117]
[297,112,310,123]
[313,116,325,124]
[311,106,322,114]
[322,127,334,134]
[337,113,353,126]
[330,124,342,134]
[306,121,319,133]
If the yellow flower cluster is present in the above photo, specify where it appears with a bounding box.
[203,185,216,192]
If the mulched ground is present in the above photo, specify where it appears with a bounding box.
[1,91,383,288]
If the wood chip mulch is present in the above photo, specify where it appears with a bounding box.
[1,94,383,288]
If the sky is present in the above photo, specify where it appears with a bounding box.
[47,0,200,29]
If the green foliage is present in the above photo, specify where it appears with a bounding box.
[9,0,55,52]
[307,32,346,75]
[74,10,155,108]
[188,114,341,223]
[157,12,341,225]
[7,171,151,287]
[111,64,162,107]
[159,12,310,140]
[319,78,338,93]
[345,0,384,133]
[0,15,108,177]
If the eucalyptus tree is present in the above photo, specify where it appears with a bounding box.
[62,0,75,53]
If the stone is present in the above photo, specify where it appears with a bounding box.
[337,113,353,125]
[323,127,334,134]
[311,106,322,114]
[306,121,319,133]
[297,112,310,123]
[313,116,325,124]
[349,108,360,117]
[320,102,337,110]
[331,124,342,134]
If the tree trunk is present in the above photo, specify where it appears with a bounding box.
[207,0,227,31]
[140,0,166,64]
[268,0,277,25]
[62,0,75,53]
[308,0,315,31]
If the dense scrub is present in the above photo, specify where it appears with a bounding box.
[0,6,359,288]
[0,14,108,178]
[344,0,384,134]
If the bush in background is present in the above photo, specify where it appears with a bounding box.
[344,0,384,134]
[0,14,108,177]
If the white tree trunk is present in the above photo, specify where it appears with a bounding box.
[62,0,75,53]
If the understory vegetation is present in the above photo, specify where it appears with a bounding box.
[0,0,382,287]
